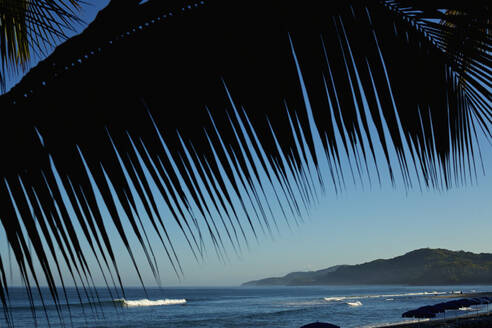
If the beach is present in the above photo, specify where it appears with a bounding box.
[374,292,492,328]
[375,311,492,327]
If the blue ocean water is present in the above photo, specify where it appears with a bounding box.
[2,285,491,327]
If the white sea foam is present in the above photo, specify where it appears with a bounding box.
[385,298,394,301]
[323,291,447,302]
[324,297,347,302]
[114,298,187,307]
[347,301,362,307]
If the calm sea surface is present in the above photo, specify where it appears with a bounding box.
[2,285,491,327]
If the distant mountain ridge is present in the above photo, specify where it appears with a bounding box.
[242,248,492,286]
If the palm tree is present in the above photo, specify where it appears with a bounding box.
[0,0,490,325]
[0,0,81,90]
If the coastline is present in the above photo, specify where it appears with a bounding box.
[373,311,492,328]
[372,291,492,328]
[433,292,492,299]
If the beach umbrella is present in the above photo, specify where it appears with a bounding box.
[431,303,452,318]
[459,299,474,307]
[403,296,492,320]
[484,298,491,311]
[415,306,437,318]
[300,322,340,328]
[402,310,418,318]
[443,300,464,310]
[402,306,436,319]
[478,297,490,311]
[431,303,448,313]
[413,311,436,318]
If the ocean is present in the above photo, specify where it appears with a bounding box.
[2,285,491,327]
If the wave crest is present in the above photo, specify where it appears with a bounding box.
[114,298,187,307]
[323,291,447,302]
[323,297,346,302]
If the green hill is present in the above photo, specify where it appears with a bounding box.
[242,249,492,286]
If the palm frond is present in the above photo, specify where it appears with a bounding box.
[383,1,492,139]
[0,0,82,91]
[0,0,490,325]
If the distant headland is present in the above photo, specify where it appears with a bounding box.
[242,248,492,286]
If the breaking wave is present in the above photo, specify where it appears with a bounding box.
[114,298,187,307]
[323,297,346,302]
[347,301,362,307]
[324,291,446,302]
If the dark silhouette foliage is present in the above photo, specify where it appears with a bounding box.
[0,0,81,91]
[0,0,490,325]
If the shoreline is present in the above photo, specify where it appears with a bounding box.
[433,292,492,299]
[372,291,492,328]
[373,311,492,328]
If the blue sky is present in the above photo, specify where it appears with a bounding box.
[2,1,491,288]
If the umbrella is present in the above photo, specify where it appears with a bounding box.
[402,296,491,319]
[402,306,437,318]
[414,306,437,318]
[483,297,491,311]
[402,310,418,318]
[444,300,464,310]
[300,322,340,328]
[431,303,448,313]
[459,299,475,307]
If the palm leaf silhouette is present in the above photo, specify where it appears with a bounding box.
[0,0,81,92]
[0,0,490,325]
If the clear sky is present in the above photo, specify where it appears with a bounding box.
[2,1,491,288]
